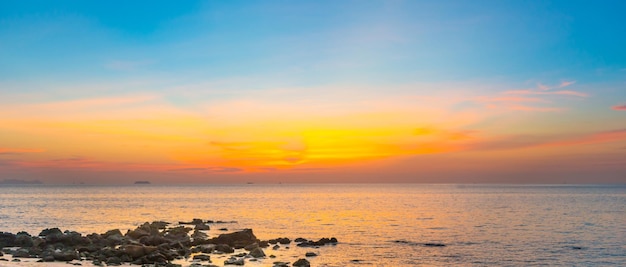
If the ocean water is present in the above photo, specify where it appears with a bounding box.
[0,184,624,266]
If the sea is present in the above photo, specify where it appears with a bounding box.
[0,184,624,266]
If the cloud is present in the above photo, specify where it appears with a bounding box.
[540,128,626,148]
[504,90,588,97]
[168,167,242,173]
[0,148,45,155]
[612,104,626,111]
[558,81,576,88]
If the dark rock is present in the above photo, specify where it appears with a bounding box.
[219,228,228,231]
[244,243,259,251]
[0,232,16,248]
[139,235,168,246]
[195,224,210,231]
[212,229,258,248]
[224,257,244,265]
[106,256,122,265]
[53,250,79,261]
[12,259,21,262]
[193,244,215,253]
[39,228,63,237]
[273,262,289,267]
[122,245,158,259]
[305,252,317,257]
[293,258,310,267]
[269,255,276,258]
[101,229,122,239]
[14,232,33,247]
[43,255,55,262]
[272,244,280,250]
[249,247,265,258]
[13,248,32,258]
[294,237,307,243]
[192,254,211,261]
[423,243,445,247]
[92,259,103,266]
[191,230,208,241]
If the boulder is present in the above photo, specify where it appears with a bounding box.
[305,252,317,257]
[195,224,210,230]
[249,247,265,258]
[244,243,259,251]
[192,254,211,261]
[293,258,310,267]
[212,229,258,248]
[53,250,79,261]
[215,244,234,253]
[121,245,157,259]
[0,232,16,248]
[224,257,244,265]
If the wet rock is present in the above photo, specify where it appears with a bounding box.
[294,237,307,243]
[249,247,265,258]
[272,244,280,250]
[39,228,63,237]
[293,258,310,267]
[13,248,32,258]
[212,229,258,248]
[15,232,33,247]
[101,229,122,239]
[12,258,21,262]
[273,262,289,267]
[92,259,103,266]
[192,244,215,254]
[191,230,208,241]
[423,243,445,247]
[0,232,16,248]
[53,249,79,261]
[42,255,55,262]
[195,224,210,231]
[224,257,245,265]
[305,252,317,257]
[297,237,338,247]
[269,237,291,244]
[244,243,259,251]
[192,254,211,261]
[106,256,122,265]
[215,243,235,254]
[122,245,158,259]
[219,228,228,231]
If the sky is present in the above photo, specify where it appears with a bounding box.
[0,0,625,184]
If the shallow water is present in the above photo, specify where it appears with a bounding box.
[0,184,624,266]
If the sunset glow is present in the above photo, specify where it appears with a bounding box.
[1,1,625,183]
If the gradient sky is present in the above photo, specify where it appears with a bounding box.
[1,0,625,183]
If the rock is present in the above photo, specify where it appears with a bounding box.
[305,252,317,257]
[192,254,211,261]
[43,255,55,262]
[273,262,289,267]
[244,243,259,251]
[214,244,234,253]
[106,256,121,266]
[294,237,307,243]
[193,244,215,253]
[195,224,210,230]
[219,228,228,231]
[212,229,258,248]
[13,248,32,258]
[224,257,245,265]
[15,232,33,247]
[12,259,21,262]
[101,229,122,239]
[191,230,208,240]
[39,228,63,237]
[53,250,79,261]
[293,258,310,267]
[423,243,445,247]
[272,245,280,250]
[0,232,16,248]
[122,245,158,259]
[249,247,265,258]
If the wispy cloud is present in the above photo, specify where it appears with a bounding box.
[504,89,588,97]
[0,148,45,155]
[612,104,626,111]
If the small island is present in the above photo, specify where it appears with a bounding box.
[0,179,43,185]
[134,181,151,185]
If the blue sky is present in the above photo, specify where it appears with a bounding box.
[0,1,625,183]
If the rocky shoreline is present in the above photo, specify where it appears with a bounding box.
[0,220,338,267]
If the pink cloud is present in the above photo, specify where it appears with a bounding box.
[504,89,588,97]
[612,104,626,111]
[558,80,576,88]
[474,96,546,103]
[507,105,563,112]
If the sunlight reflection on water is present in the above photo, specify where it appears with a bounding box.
[0,184,624,266]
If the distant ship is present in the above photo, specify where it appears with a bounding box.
[134,181,151,184]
